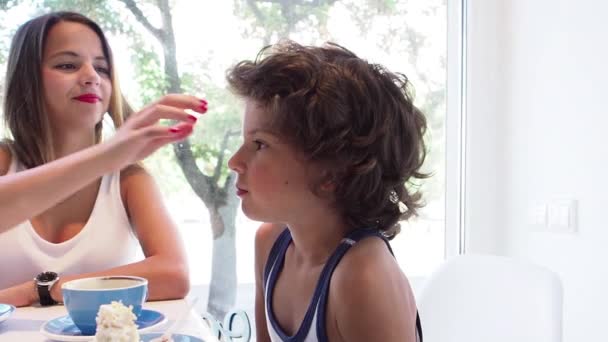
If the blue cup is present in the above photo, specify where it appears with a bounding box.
[62,276,148,335]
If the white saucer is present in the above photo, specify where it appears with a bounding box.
[141,333,204,341]
[40,308,167,341]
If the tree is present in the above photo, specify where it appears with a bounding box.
[115,0,241,319]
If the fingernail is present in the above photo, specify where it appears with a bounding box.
[169,127,181,133]
[200,104,208,113]
[187,114,198,122]
[199,99,208,105]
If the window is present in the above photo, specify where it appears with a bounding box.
[0,0,451,336]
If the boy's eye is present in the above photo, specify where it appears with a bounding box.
[253,140,268,150]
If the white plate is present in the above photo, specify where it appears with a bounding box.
[39,308,167,341]
[140,333,204,341]
[0,303,16,324]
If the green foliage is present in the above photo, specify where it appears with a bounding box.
[0,0,448,209]
[366,0,397,14]
[0,0,11,10]
[0,16,11,65]
[179,57,243,186]
[143,141,188,195]
[189,84,243,185]
[234,0,284,42]
[130,35,166,105]
[235,0,337,42]
[42,0,130,34]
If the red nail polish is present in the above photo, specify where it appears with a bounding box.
[187,114,197,122]
[200,99,208,105]
[169,127,181,133]
[200,104,208,113]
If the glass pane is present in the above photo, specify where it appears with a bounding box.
[0,0,447,338]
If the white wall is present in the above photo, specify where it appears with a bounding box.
[464,0,507,255]
[466,0,608,341]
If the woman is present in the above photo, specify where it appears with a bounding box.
[0,11,207,307]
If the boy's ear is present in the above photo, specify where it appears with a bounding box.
[319,171,337,192]
[320,180,335,192]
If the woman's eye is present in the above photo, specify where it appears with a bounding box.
[55,63,76,70]
[95,66,110,75]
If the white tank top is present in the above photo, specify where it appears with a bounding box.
[0,154,144,289]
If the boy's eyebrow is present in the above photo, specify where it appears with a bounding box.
[46,51,107,62]
[246,128,282,141]
[247,128,274,136]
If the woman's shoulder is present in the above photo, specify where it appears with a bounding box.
[120,163,148,179]
[119,164,151,188]
[118,164,154,207]
[0,141,13,176]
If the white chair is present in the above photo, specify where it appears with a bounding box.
[417,254,563,342]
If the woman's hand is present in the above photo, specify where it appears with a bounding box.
[0,281,37,307]
[0,94,207,233]
[104,94,207,167]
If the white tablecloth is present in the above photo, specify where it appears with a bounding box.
[0,299,214,341]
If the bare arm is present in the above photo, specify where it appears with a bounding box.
[0,94,204,233]
[0,142,122,231]
[0,166,190,306]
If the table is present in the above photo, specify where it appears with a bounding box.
[0,299,215,341]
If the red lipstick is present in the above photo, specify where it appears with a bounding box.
[74,93,101,103]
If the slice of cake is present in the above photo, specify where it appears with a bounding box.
[92,301,140,342]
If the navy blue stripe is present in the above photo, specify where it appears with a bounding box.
[265,228,328,341]
[316,229,384,342]
[263,228,291,287]
[265,228,422,341]
[315,241,354,342]
[317,229,422,341]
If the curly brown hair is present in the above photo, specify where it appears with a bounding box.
[226,41,427,239]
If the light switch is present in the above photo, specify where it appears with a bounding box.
[528,202,547,231]
[547,199,577,233]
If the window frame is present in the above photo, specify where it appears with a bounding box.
[445,0,468,257]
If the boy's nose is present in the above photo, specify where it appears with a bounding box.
[228,152,245,174]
